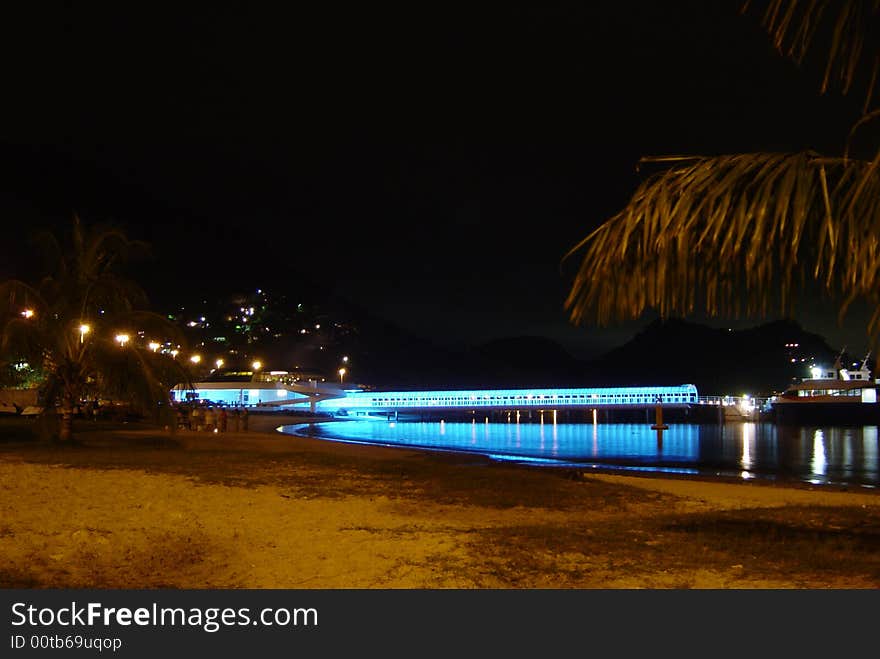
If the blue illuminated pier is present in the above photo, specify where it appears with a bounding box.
[312,384,699,414]
[172,377,723,421]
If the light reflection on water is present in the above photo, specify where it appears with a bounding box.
[280,421,880,488]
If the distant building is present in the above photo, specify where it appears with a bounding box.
[170,370,345,410]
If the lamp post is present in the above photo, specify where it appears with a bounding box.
[79,324,91,344]
[338,367,346,383]
[115,333,130,347]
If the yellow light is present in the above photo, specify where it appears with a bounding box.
[215,358,224,368]
[21,309,34,319]
[252,360,262,371]
[148,342,160,352]
[170,350,179,358]
[190,354,201,364]
[115,333,130,346]
[78,324,91,343]
[338,367,346,382]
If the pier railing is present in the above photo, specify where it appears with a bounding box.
[697,395,771,408]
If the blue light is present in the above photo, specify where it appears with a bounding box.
[314,384,698,412]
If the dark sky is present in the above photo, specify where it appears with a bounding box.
[0,1,870,358]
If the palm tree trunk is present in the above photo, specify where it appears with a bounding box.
[59,394,73,442]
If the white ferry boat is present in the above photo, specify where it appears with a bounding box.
[770,353,880,425]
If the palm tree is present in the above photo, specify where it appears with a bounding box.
[564,1,880,341]
[0,215,190,441]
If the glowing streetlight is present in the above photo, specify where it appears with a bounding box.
[148,341,160,352]
[21,309,34,319]
[190,354,202,364]
[252,360,262,371]
[341,355,349,363]
[338,367,346,383]
[170,349,179,358]
[215,358,224,369]
[78,324,91,343]
[115,333,130,347]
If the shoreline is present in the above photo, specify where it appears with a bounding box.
[185,422,880,507]
[264,413,880,495]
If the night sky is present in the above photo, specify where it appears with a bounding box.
[0,2,870,359]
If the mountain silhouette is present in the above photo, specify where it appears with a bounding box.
[588,318,841,395]
[165,278,853,396]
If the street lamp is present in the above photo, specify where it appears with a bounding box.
[115,333,130,347]
[252,360,262,372]
[338,367,346,383]
[78,324,91,344]
[190,354,202,364]
[215,358,224,369]
[148,341,160,352]
[21,309,34,319]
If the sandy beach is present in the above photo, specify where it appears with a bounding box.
[1,416,879,589]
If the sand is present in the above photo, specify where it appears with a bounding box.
[2,420,879,589]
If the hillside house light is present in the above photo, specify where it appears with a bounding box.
[21,309,34,318]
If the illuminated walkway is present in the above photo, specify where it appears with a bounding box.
[309,384,699,414]
[173,380,712,415]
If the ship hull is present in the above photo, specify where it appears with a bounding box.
[771,401,880,425]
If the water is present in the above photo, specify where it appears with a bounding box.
[280,419,880,488]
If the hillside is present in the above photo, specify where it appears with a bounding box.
[162,282,854,395]
[588,318,842,395]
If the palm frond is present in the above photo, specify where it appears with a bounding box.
[28,228,65,282]
[123,310,189,346]
[0,280,46,312]
[564,151,880,337]
[89,339,187,414]
[79,224,150,281]
[743,0,880,113]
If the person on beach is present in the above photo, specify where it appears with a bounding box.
[204,407,216,433]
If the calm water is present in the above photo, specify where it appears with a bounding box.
[280,419,880,488]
